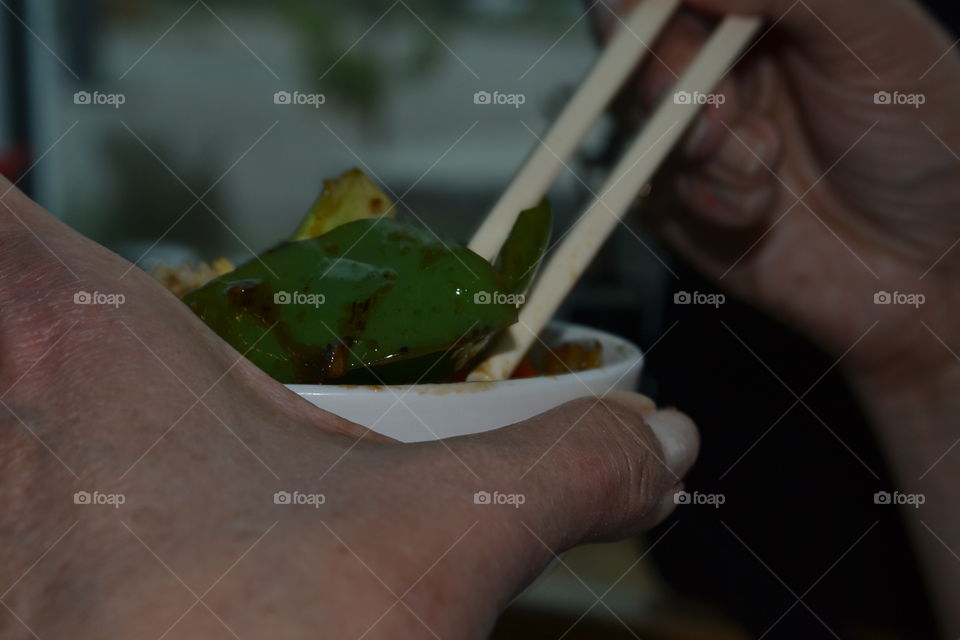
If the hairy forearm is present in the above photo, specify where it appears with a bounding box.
[853,365,960,637]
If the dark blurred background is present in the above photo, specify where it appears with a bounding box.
[3,1,955,638]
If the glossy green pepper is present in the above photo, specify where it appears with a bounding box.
[182,197,552,385]
[182,169,552,384]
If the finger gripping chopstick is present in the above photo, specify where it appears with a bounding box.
[469,14,763,382]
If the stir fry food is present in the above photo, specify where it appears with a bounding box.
[177,170,556,385]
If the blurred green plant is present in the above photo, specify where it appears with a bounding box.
[270,1,450,119]
[103,0,577,117]
[104,0,456,117]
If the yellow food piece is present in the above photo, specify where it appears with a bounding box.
[291,168,395,241]
[153,260,231,298]
[212,257,235,275]
[542,340,603,376]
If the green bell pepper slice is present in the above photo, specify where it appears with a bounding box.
[183,218,518,384]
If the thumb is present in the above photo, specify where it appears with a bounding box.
[454,393,698,556]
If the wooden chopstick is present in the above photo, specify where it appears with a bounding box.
[467,0,682,262]
[469,15,764,382]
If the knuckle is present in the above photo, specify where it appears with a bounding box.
[554,398,668,520]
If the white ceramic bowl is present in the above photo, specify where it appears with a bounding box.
[287,322,643,442]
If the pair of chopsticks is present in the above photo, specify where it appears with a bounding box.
[468,0,762,381]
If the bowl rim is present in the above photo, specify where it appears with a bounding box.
[286,321,643,395]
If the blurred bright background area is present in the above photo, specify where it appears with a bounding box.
[21,0,606,265]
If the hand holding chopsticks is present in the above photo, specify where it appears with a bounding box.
[468,1,763,381]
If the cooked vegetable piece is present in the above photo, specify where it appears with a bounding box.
[182,171,555,385]
[510,359,538,379]
[495,199,552,298]
[291,169,395,241]
[183,218,517,384]
[542,340,603,376]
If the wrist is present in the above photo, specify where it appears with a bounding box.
[842,298,960,410]
[848,356,960,469]
[848,351,960,638]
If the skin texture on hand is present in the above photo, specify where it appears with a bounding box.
[595,0,960,635]
[0,176,698,639]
